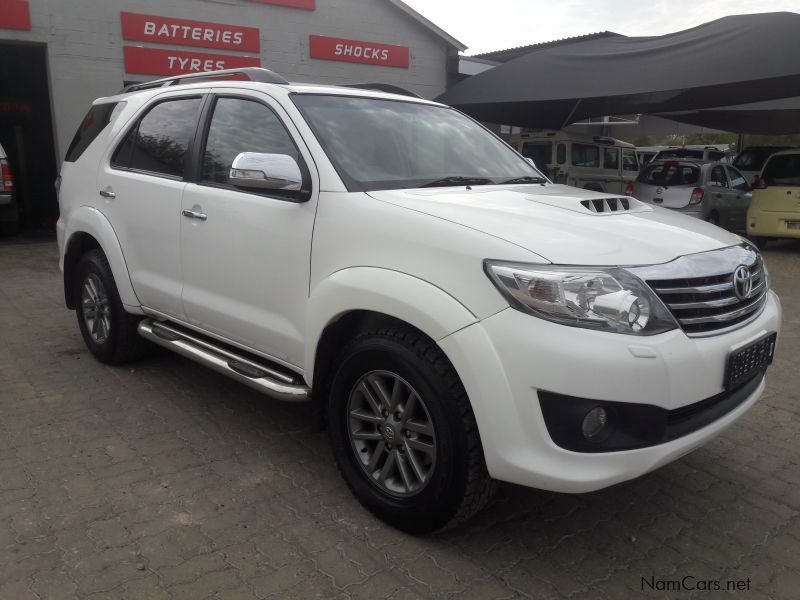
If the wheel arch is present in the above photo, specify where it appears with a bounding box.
[62,207,140,310]
[306,268,478,390]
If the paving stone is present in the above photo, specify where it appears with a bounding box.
[0,239,798,599]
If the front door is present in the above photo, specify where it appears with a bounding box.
[725,166,753,230]
[179,91,318,369]
[97,93,205,320]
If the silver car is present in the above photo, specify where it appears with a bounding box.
[632,160,751,232]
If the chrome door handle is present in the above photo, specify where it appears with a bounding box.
[99,190,116,199]
[182,209,207,221]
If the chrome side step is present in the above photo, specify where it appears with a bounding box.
[137,319,310,403]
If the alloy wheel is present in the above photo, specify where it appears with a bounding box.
[346,370,437,496]
[81,273,112,344]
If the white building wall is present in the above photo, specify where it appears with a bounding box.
[0,0,455,161]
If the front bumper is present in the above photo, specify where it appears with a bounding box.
[438,290,782,493]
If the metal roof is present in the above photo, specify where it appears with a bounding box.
[471,31,623,63]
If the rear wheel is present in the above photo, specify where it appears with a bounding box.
[750,236,769,250]
[75,249,146,365]
[707,212,720,226]
[327,325,495,533]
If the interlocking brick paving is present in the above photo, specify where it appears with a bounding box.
[1,239,798,599]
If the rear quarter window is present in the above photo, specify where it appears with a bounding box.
[65,103,121,163]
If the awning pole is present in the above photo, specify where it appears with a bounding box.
[560,99,582,130]
[736,133,745,154]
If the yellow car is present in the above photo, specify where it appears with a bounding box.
[748,149,800,248]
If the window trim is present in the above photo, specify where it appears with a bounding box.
[191,93,312,203]
[109,94,207,182]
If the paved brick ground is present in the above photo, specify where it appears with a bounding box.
[0,239,798,600]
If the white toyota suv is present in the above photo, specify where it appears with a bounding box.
[57,69,781,533]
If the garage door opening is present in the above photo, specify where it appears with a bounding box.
[0,42,58,235]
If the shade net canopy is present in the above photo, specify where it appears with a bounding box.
[437,12,800,131]
[655,97,800,135]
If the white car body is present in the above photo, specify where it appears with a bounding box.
[57,74,782,511]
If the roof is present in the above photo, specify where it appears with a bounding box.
[471,31,623,63]
[386,0,467,51]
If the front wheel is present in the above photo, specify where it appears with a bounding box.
[327,326,495,533]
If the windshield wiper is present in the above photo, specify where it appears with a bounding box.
[421,176,494,188]
[498,175,548,185]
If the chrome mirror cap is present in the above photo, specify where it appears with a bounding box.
[230,152,303,192]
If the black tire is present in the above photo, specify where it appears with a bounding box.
[75,249,146,365]
[327,325,495,533]
[750,236,769,250]
[707,212,720,226]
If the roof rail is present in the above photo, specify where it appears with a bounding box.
[122,68,289,93]
[342,83,423,99]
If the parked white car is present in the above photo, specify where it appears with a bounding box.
[651,145,729,163]
[58,69,781,533]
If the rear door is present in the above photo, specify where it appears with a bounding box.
[97,92,206,320]
[179,90,318,369]
[724,166,752,230]
[756,153,800,214]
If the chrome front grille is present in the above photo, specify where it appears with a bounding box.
[646,257,768,336]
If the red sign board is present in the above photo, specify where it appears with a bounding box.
[310,35,410,69]
[0,0,31,30]
[121,12,260,53]
[247,0,315,10]
[123,46,261,77]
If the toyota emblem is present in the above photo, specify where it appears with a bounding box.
[733,265,753,300]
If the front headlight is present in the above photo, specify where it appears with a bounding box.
[484,261,678,335]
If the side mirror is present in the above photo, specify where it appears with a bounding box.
[230,152,305,194]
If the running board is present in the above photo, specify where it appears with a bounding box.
[137,319,310,403]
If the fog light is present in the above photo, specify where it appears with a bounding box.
[582,407,608,438]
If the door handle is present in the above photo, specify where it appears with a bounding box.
[99,190,116,199]
[182,209,207,221]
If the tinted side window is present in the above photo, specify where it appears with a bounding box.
[113,98,201,177]
[65,103,120,162]
[556,143,566,165]
[520,142,552,168]
[709,166,728,187]
[622,149,639,171]
[572,144,599,168]
[202,98,300,185]
[603,147,619,170]
[726,167,749,191]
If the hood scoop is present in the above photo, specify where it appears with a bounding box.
[580,196,649,215]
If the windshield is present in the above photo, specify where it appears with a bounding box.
[637,163,700,187]
[734,148,790,171]
[292,94,542,191]
[762,154,800,186]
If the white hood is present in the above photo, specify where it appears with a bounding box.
[367,184,743,266]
